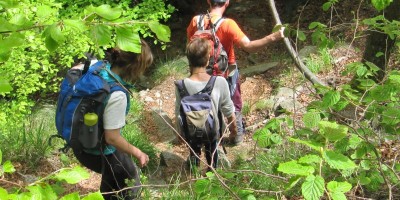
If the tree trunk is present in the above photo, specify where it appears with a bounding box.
[362,0,400,81]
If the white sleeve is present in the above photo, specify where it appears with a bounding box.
[103,91,127,130]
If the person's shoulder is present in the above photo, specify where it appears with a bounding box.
[214,76,228,85]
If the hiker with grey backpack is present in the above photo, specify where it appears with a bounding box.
[175,37,237,171]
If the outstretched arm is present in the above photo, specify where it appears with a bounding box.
[239,28,284,53]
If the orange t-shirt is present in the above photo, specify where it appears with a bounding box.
[187,15,246,65]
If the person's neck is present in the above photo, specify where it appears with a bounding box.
[189,68,210,81]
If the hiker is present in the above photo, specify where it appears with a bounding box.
[186,0,285,145]
[175,37,237,170]
[70,40,153,200]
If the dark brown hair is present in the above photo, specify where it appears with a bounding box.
[105,39,153,83]
[186,38,211,69]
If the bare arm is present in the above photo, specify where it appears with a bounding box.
[239,29,284,53]
[226,114,237,140]
[104,129,149,167]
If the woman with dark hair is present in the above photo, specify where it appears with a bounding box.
[72,39,153,200]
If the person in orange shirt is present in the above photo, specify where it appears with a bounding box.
[187,0,285,145]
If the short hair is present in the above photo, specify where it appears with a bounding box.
[105,39,153,83]
[186,38,211,68]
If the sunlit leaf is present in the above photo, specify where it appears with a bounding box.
[60,192,80,200]
[0,78,12,93]
[194,179,209,194]
[298,154,321,164]
[0,188,8,199]
[82,191,103,200]
[371,0,393,11]
[91,24,112,47]
[289,137,324,152]
[64,19,87,32]
[148,21,171,42]
[94,4,122,20]
[53,166,90,184]
[277,160,314,176]
[323,150,357,170]
[322,2,332,11]
[322,90,340,107]
[327,181,352,200]
[318,121,348,142]
[301,175,324,200]
[303,111,321,128]
[115,26,141,53]
[3,160,15,173]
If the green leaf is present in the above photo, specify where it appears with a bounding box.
[115,26,141,53]
[322,2,332,11]
[298,154,321,164]
[301,175,325,200]
[303,111,321,128]
[286,176,302,189]
[0,32,25,52]
[0,148,2,164]
[91,24,112,47]
[323,150,357,170]
[148,21,171,42]
[82,191,103,200]
[60,192,80,200]
[94,5,122,20]
[327,181,352,200]
[253,128,271,148]
[194,179,209,194]
[49,24,66,43]
[64,19,87,32]
[371,0,393,11]
[9,14,30,26]
[309,22,326,29]
[0,17,16,32]
[36,5,53,18]
[359,176,371,185]
[277,160,314,176]
[0,77,12,93]
[0,0,19,8]
[382,107,400,125]
[289,137,324,152]
[45,34,59,52]
[3,160,15,173]
[53,166,90,184]
[327,181,352,193]
[27,184,57,200]
[0,188,8,199]
[318,121,348,142]
[297,31,306,41]
[322,90,340,107]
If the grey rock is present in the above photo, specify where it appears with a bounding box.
[240,62,279,76]
[151,108,177,143]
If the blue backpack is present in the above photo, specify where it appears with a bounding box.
[175,76,222,143]
[54,61,129,152]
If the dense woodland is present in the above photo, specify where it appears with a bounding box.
[0,0,399,199]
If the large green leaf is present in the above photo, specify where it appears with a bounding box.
[382,107,400,125]
[115,26,141,53]
[148,21,171,42]
[48,24,66,43]
[45,34,59,52]
[298,154,321,164]
[323,150,357,170]
[0,188,8,199]
[0,77,12,92]
[371,0,393,11]
[322,90,340,107]
[91,24,112,47]
[94,5,122,21]
[318,121,348,142]
[303,110,321,128]
[301,175,325,200]
[53,166,90,184]
[0,32,25,53]
[27,184,57,200]
[277,160,315,176]
[327,181,352,200]
[64,19,87,32]
[289,137,324,152]
[0,0,19,8]
[0,17,17,32]
[194,179,210,194]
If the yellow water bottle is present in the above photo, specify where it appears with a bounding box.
[81,112,99,149]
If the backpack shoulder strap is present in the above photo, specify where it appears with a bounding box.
[175,79,189,98]
[196,14,206,31]
[213,17,225,32]
[199,76,217,95]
